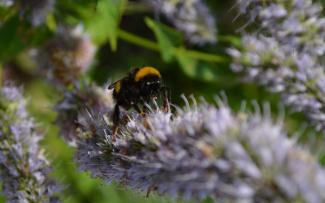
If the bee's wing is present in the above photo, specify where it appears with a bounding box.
[108,80,121,90]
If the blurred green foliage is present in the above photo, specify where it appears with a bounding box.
[1,0,325,202]
[87,0,126,49]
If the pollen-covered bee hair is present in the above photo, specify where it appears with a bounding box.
[108,66,169,136]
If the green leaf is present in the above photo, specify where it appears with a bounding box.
[0,16,50,62]
[175,48,218,82]
[86,0,126,50]
[45,13,57,32]
[202,196,215,203]
[175,48,198,77]
[219,35,241,47]
[0,16,24,61]
[145,17,183,62]
[145,17,219,81]
[55,0,97,21]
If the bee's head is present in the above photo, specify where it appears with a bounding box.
[134,66,163,99]
[139,75,163,97]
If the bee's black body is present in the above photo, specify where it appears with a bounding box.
[108,67,166,135]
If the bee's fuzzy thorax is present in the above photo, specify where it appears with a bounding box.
[114,81,122,93]
[134,66,161,82]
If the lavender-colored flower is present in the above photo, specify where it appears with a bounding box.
[1,0,55,26]
[0,0,14,7]
[21,0,54,26]
[74,92,325,202]
[228,0,325,131]
[37,25,96,86]
[0,84,59,202]
[55,83,114,143]
[146,0,217,45]
[235,0,325,56]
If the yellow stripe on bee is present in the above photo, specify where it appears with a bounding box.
[114,81,121,93]
[135,67,161,82]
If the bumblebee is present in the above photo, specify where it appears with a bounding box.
[108,66,168,136]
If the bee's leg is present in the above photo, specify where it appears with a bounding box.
[112,104,120,140]
[161,86,170,113]
[133,102,153,130]
[133,104,145,117]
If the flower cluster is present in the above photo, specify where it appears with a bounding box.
[228,0,325,131]
[73,92,325,202]
[236,0,325,55]
[0,84,59,202]
[55,83,114,143]
[37,26,96,86]
[0,0,13,7]
[21,0,55,26]
[146,0,217,45]
[0,0,55,26]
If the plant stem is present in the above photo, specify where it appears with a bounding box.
[184,49,226,63]
[117,29,159,51]
[124,2,151,14]
[117,29,228,63]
